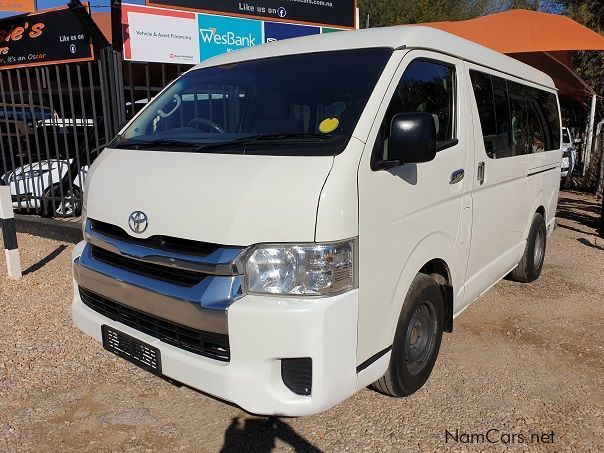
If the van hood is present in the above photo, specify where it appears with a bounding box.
[85,148,334,246]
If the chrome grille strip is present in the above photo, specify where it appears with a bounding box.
[74,244,240,334]
[84,220,244,276]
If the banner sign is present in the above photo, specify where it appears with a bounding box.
[122,5,199,64]
[123,3,344,64]
[147,0,356,29]
[198,13,263,60]
[0,7,94,69]
[0,0,36,13]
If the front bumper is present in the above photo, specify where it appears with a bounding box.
[71,242,359,416]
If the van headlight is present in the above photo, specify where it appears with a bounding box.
[242,239,356,296]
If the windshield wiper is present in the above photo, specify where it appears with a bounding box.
[111,134,333,152]
[194,133,333,152]
[112,139,200,150]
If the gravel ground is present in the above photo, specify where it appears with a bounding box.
[1,190,603,452]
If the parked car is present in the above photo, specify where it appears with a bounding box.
[1,158,87,217]
[0,119,31,174]
[0,103,58,136]
[71,26,562,416]
[561,126,577,188]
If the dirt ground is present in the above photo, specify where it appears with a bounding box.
[1,190,603,452]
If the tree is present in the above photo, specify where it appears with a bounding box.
[358,0,492,28]
[561,1,604,193]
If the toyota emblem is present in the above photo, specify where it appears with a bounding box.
[128,211,148,234]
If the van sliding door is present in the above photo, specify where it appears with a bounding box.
[463,66,532,305]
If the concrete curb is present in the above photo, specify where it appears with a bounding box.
[14,215,83,244]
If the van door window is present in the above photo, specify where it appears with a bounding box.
[469,71,496,157]
[379,59,456,160]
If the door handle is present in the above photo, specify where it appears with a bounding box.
[477,162,485,185]
[449,169,465,184]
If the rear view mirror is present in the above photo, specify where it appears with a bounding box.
[374,112,437,170]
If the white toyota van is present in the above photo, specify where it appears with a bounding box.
[72,26,561,416]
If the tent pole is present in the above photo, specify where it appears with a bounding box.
[596,119,604,197]
[583,94,597,176]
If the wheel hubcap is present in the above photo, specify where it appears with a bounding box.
[53,190,80,216]
[534,228,545,270]
[405,301,437,376]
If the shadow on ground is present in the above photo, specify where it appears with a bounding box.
[577,237,604,251]
[556,193,602,234]
[22,244,68,276]
[220,417,321,453]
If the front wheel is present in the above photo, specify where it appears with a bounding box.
[509,212,546,283]
[372,273,444,397]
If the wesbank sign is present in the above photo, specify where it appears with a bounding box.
[198,14,262,60]
[122,4,346,64]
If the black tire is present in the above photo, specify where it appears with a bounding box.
[372,273,444,397]
[562,174,572,190]
[509,212,546,283]
[42,184,82,218]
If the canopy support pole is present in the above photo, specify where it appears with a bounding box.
[583,94,597,176]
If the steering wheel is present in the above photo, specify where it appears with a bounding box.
[187,118,224,133]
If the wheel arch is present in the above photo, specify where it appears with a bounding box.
[524,190,547,239]
[386,232,457,344]
[419,258,454,333]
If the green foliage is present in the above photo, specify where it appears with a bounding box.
[563,1,604,112]
[358,0,492,28]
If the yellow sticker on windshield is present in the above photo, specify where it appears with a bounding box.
[319,117,339,134]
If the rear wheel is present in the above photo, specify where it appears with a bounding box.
[509,212,546,283]
[372,273,444,397]
[42,184,82,218]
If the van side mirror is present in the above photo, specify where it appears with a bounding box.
[374,112,437,170]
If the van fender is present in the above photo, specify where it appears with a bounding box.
[523,190,547,240]
[385,231,455,344]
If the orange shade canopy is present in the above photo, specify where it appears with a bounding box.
[426,9,604,54]
[425,9,604,103]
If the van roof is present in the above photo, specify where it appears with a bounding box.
[192,25,556,90]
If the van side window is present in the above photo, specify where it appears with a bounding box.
[538,89,561,150]
[525,86,549,153]
[470,69,560,158]
[492,76,512,156]
[380,59,456,160]
[508,81,530,156]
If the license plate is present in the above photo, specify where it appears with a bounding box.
[101,325,162,376]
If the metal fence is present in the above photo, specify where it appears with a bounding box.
[0,49,190,218]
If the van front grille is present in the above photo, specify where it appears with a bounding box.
[90,245,206,287]
[79,288,230,362]
[90,219,223,256]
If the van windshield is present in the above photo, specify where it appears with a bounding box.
[114,48,392,156]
